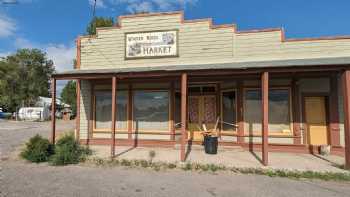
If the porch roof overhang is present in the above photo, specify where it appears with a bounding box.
[52,56,350,80]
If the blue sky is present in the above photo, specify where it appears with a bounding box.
[1,0,350,93]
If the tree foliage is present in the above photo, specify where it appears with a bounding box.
[86,16,114,35]
[0,49,55,112]
[60,80,76,116]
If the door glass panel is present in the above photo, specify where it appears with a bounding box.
[189,97,199,123]
[203,96,216,123]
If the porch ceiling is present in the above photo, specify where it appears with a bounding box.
[53,56,350,79]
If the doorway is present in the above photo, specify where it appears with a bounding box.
[188,84,217,141]
[304,96,329,145]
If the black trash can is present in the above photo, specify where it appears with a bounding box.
[204,135,218,154]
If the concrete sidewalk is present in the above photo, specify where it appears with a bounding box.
[90,145,347,173]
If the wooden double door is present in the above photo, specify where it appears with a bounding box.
[188,95,217,141]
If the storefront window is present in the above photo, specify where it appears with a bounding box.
[133,91,169,131]
[222,91,236,131]
[244,89,291,134]
[269,89,291,133]
[244,90,262,133]
[94,90,128,130]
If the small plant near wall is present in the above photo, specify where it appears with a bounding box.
[20,134,54,163]
[148,150,156,162]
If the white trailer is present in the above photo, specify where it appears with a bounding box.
[18,107,50,121]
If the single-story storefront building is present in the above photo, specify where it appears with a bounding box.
[52,11,350,167]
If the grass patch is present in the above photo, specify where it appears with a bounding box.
[333,164,350,172]
[233,167,350,181]
[85,157,350,182]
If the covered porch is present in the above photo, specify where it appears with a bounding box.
[90,145,346,173]
[51,58,350,167]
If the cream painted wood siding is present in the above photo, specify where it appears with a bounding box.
[79,12,350,70]
[235,31,350,61]
[79,80,91,139]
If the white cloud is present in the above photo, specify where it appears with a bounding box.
[46,44,75,72]
[126,1,154,13]
[92,0,198,13]
[0,13,16,38]
[14,37,35,48]
[0,51,11,59]
[88,0,106,8]
[45,45,75,96]
[14,37,75,72]
[122,0,198,13]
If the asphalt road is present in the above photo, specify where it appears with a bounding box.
[1,120,350,197]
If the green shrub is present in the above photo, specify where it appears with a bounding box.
[20,134,54,163]
[168,163,177,169]
[183,162,192,171]
[151,162,161,171]
[120,159,132,166]
[50,133,91,166]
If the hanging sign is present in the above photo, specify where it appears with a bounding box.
[125,30,178,59]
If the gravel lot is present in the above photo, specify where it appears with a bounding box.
[1,120,350,197]
[0,119,74,159]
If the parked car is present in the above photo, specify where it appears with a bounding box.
[0,108,12,119]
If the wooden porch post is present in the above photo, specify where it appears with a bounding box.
[216,83,221,138]
[180,73,188,161]
[170,82,175,141]
[261,72,269,166]
[76,79,81,141]
[51,78,56,144]
[292,78,301,145]
[341,70,350,168]
[111,76,117,157]
[127,84,132,140]
[237,80,245,143]
[329,73,340,146]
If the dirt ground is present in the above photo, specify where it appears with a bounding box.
[0,119,74,160]
[1,120,350,197]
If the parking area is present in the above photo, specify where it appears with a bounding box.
[0,119,75,159]
[1,120,350,197]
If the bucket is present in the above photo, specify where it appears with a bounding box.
[204,135,218,154]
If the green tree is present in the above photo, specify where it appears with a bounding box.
[60,80,76,116]
[0,49,54,112]
[86,16,114,35]
[0,61,20,112]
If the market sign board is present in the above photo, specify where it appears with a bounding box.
[125,30,178,59]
